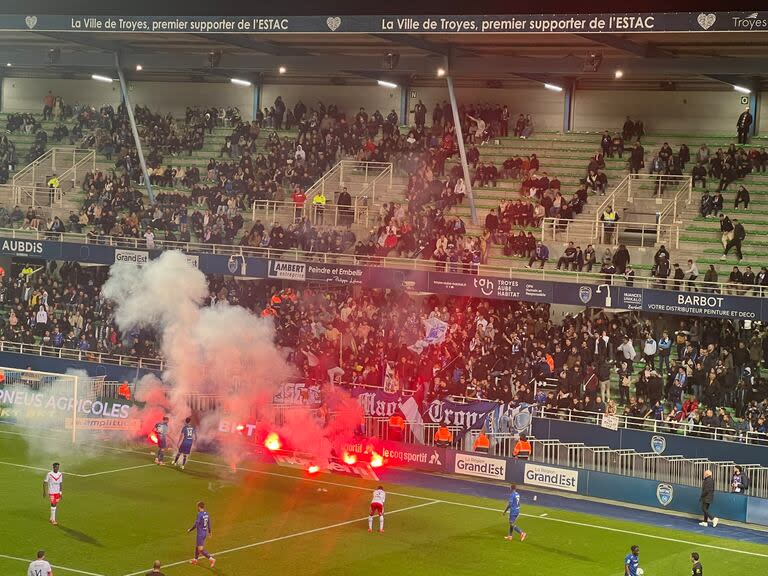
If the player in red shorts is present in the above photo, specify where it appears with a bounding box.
[368,486,386,533]
[43,462,63,525]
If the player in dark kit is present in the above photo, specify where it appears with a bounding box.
[187,501,215,567]
[691,552,703,576]
[173,417,196,470]
[624,545,640,576]
[502,483,527,541]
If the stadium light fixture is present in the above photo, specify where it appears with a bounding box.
[437,67,446,77]
[278,66,287,74]
[91,74,113,83]
[733,85,751,94]
[544,83,563,92]
[135,64,143,71]
[230,78,252,87]
[377,80,398,89]
[614,69,624,79]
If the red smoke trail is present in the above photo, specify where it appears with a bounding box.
[103,251,366,472]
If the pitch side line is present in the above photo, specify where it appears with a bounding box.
[119,500,441,576]
[78,464,157,477]
[0,459,156,478]
[0,553,105,576]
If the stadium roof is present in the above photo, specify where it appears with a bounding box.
[1,28,768,91]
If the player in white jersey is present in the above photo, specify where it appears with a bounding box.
[27,550,53,576]
[368,486,386,533]
[43,462,63,526]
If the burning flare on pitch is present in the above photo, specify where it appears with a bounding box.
[264,432,282,452]
[342,452,357,465]
[370,450,384,468]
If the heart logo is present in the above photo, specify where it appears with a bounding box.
[326,16,342,32]
[25,15,38,29]
[697,13,716,30]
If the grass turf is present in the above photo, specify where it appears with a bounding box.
[1,424,766,576]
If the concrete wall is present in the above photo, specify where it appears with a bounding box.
[260,83,400,121]
[572,89,747,135]
[408,86,564,132]
[2,77,764,137]
[759,93,768,136]
[1,77,121,112]
[1,77,254,120]
[129,81,254,120]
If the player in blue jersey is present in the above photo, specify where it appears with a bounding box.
[625,545,641,576]
[153,416,169,465]
[173,417,196,470]
[187,501,215,567]
[502,483,527,542]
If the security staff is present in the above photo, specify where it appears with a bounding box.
[513,433,532,459]
[388,414,405,442]
[312,190,327,224]
[433,424,453,447]
[473,431,490,453]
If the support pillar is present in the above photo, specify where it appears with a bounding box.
[750,83,760,137]
[446,71,477,225]
[563,78,576,133]
[253,76,262,122]
[400,84,409,127]
[114,52,154,204]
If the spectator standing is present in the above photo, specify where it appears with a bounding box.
[144,227,155,249]
[737,106,753,145]
[43,91,55,120]
[718,213,733,250]
[337,187,353,227]
[699,469,719,528]
[721,218,746,262]
[657,331,672,372]
[643,334,657,367]
[731,465,749,494]
[685,259,699,290]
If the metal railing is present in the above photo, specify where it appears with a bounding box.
[594,173,626,221]
[0,340,164,371]
[535,407,768,447]
[657,175,694,226]
[251,199,370,228]
[627,174,693,205]
[542,217,680,248]
[0,226,761,298]
[364,414,768,498]
[305,160,393,208]
[11,147,95,207]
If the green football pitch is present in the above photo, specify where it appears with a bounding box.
[1,424,767,576]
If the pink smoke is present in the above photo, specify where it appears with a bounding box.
[102,251,363,468]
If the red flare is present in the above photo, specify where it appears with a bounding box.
[307,465,320,474]
[264,432,282,451]
[235,424,245,432]
[148,433,158,445]
[370,450,383,468]
[342,452,357,465]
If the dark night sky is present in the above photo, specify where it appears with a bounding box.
[0,0,761,16]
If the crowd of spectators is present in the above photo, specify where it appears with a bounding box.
[0,262,157,359]
[2,249,768,438]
